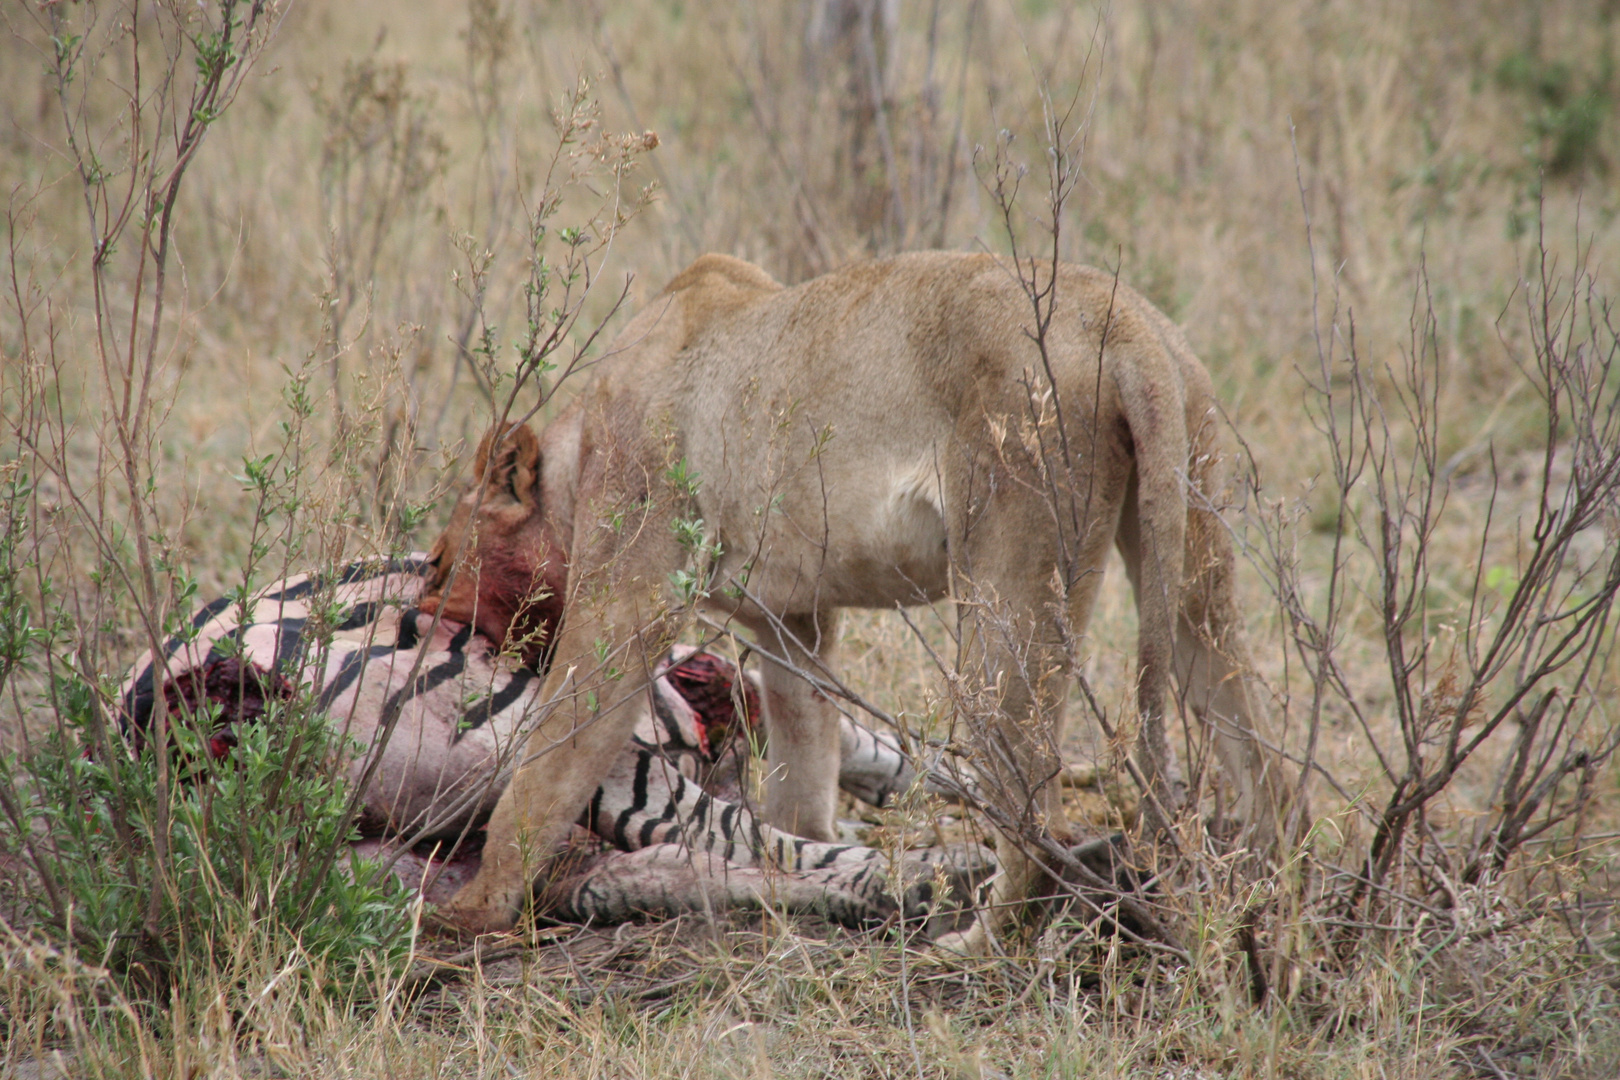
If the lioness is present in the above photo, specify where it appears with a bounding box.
[424,251,1296,938]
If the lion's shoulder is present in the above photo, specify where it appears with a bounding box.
[663,254,782,302]
[643,255,784,349]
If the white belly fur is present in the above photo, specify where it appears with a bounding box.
[819,454,949,607]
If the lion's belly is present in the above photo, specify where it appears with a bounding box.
[714,454,950,612]
[824,456,950,605]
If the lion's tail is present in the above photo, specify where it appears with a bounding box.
[1113,352,1189,820]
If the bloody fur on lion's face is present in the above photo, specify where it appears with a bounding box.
[419,424,570,667]
[421,523,568,667]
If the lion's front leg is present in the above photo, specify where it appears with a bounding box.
[755,610,845,843]
[437,435,691,934]
[436,621,674,933]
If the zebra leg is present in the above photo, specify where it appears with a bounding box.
[835,717,916,807]
[586,740,876,870]
[539,843,996,931]
[539,846,878,926]
[581,744,996,929]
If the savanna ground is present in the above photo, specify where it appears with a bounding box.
[3,0,1620,1076]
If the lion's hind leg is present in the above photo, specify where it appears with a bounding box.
[943,464,1120,949]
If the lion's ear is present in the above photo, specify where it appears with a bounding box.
[472,422,542,510]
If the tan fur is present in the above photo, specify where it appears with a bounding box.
[423,251,1298,937]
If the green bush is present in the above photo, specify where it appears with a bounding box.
[2,677,411,1004]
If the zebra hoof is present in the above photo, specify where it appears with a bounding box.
[898,844,997,940]
[1065,832,1140,890]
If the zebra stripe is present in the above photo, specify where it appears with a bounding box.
[120,555,994,930]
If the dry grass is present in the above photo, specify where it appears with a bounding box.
[3,0,1619,1076]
